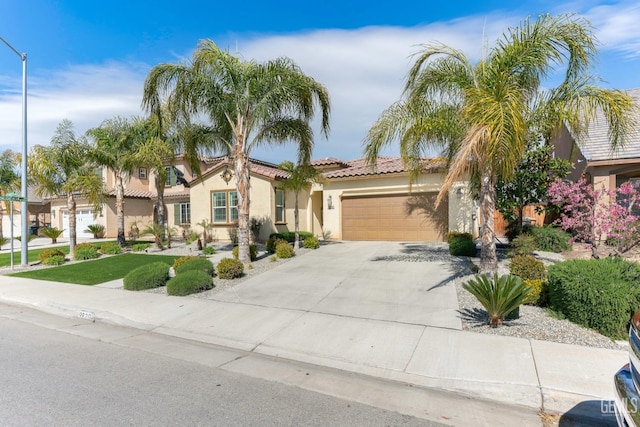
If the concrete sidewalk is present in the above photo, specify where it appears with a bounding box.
[0,241,628,425]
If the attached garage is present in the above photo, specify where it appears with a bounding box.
[341,192,448,242]
[62,209,95,239]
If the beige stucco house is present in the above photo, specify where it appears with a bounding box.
[46,154,477,243]
[552,88,640,193]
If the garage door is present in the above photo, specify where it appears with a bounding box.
[62,209,95,239]
[342,193,448,241]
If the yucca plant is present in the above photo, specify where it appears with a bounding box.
[39,227,64,244]
[0,236,8,248]
[85,224,105,239]
[463,274,531,327]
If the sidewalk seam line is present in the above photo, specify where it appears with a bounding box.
[528,338,545,414]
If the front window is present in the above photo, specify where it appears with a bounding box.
[179,203,190,224]
[139,167,147,180]
[212,191,238,223]
[275,188,285,223]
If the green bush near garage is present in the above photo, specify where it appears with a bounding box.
[123,262,170,291]
[448,234,477,257]
[269,231,313,243]
[547,257,640,339]
[167,270,214,296]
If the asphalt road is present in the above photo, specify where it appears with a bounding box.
[0,310,442,427]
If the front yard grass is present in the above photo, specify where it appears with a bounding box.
[0,246,71,267]
[9,254,180,285]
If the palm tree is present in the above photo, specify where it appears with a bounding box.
[86,116,138,247]
[142,39,330,262]
[278,161,323,251]
[0,149,20,239]
[29,120,105,252]
[363,14,636,273]
[130,107,210,233]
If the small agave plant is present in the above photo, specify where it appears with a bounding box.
[463,274,531,327]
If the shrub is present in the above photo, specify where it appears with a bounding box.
[202,246,216,255]
[266,237,287,254]
[509,255,547,305]
[547,257,640,339]
[217,257,244,279]
[175,258,215,276]
[446,231,473,244]
[123,262,170,291]
[131,243,151,252]
[167,270,213,296]
[509,255,546,280]
[449,237,477,256]
[173,256,198,270]
[42,255,65,266]
[232,244,257,261]
[269,231,313,243]
[39,248,65,263]
[74,243,99,260]
[530,226,571,253]
[463,274,531,327]
[275,241,295,258]
[185,231,200,244]
[100,242,122,255]
[303,236,320,249]
[0,237,7,248]
[509,234,537,257]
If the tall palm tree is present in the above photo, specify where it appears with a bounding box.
[29,120,105,252]
[0,149,20,239]
[364,14,636,273]
[86,116,138,247]
[131,107,211,232]
[278,161,323,251]
[142,39,330,262]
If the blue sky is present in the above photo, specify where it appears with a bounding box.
[1,0,639,164]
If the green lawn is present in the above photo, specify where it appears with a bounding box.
[0,245,71,267]
[9,253,180,285]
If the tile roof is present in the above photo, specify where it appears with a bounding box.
[310,157,349,168]
[106,189,154,199]
[191,156,290,183]
[322,156,444,179]
[573,88,640,162]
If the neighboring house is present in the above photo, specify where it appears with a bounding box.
[0,187,51,238]
[47,158,200,239]
[552,88,640,194]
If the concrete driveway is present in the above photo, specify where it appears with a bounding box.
[211,241,465,330]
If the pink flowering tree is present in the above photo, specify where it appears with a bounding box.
[548,178,640,258]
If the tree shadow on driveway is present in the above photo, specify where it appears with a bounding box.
[369,243,476,291]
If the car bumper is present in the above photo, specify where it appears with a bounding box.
[614,364,640,427]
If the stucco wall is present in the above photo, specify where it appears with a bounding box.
[190,167,310,242]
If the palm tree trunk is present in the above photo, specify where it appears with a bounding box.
[234,151,251,263]
[68,192,77,253]
[293,193,299,252]
[115,173,126,247]
[480,172,498,273]
[0,210,4,239]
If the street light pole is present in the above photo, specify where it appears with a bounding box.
[0,36,28,266]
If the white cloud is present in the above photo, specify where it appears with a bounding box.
[0,2,639,164]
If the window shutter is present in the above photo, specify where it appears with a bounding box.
[174,204,180,225]
[170,168,177,186]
